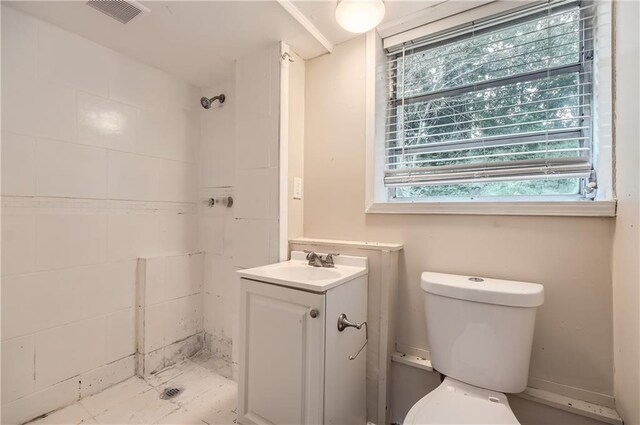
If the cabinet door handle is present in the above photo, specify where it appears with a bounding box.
[310,309,319,318]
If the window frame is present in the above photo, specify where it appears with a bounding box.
[364,0,615,216]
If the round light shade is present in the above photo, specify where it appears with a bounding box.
[335,0,385,34]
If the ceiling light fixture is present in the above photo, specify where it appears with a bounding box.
[335,0,385,34]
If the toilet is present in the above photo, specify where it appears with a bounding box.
[405,272,544,424]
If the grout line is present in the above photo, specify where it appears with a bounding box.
[2,128,199,166]
[1,194,199,205]
[2,258,138,279]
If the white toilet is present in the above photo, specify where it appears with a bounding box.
[404,272,544,425]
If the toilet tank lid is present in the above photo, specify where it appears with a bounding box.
[421,272,544,307]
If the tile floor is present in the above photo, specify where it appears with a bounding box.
[26,353,237,425]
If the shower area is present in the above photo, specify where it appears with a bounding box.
[1,2,305,423]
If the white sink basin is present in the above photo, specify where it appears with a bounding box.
[262,264,342,282]
[237,251,368,292]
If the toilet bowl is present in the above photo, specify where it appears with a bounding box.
[404,272,544,425]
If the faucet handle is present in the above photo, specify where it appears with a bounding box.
[324,253,340,264]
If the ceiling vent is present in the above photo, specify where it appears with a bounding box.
[86,0,150,24]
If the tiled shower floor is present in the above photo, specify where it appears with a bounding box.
[26,353,238,425]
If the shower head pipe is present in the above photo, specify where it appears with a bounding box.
[201,94,225,109]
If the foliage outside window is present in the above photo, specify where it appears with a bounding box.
[384,1,596,201]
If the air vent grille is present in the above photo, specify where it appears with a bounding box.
[86,0,149,24]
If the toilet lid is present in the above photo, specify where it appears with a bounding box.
[404,378,520,425]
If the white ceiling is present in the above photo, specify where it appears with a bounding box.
[6,0,438,87]
[291,0,440,46]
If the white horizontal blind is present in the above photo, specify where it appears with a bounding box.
[384,0,594,198]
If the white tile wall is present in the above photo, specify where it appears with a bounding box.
[2,6,281,421]
[78,355,136,399]
[2,376,79,425]
[36,139,108,198]
[3,77,77,143]
[107,213,160,262]
[1,212,36,276]
[1,6,37,82]
[1,261,136,341]
[143,254,203,307]
[199,214,225,255]
[1,335,35,404]
[1,132,36,196]
[143,303,167,353]
[198,43,281,368]
[35,213,108,270]
[138,108,199,162]
[37,21,111,97]
[107,308,136,363]
[35,317,107,390]
[108,54,170,111]
[107,151,159,201]
[165,254,204,300]
[3,272,68,340]
[234,115,278,170]
[235,168,278,220]
[159,213,198,255]
[199,82,236,189]
[137,253,204,374]
[77,92,137,152]
[1,6,200,422]
[166,294,203,343]
[231,219,278,268]
[157,159,198,202]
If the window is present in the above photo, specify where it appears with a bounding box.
[376,0,612,209]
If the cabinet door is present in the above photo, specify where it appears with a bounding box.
[239,279,325,425]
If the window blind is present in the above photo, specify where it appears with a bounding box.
[384,0,594,198]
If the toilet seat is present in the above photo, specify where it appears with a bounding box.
[404,377,520,425]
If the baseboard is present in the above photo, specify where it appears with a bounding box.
[391,349,621,425]
[514,387,622,425]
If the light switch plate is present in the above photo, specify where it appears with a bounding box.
[293,177,303,200]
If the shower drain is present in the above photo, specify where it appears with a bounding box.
[160,386,184,400]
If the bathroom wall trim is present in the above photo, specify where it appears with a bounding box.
[279,42,291,261]
[527,377,616,409]
[516,388,622,425]
[289,237,403,251]
[391,351,433,372]
[394,350,620,424]
[366,200,617,217]
[276,0,334,54]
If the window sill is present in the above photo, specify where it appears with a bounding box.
[365,200,617,217]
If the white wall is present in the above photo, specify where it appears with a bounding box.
[199,45,281,379]
[303,33,616,410]
[1,6,200,424]
[611,1,640,424]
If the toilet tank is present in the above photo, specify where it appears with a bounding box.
[421,272,544,393]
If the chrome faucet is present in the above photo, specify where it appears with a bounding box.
[305,251,339,268]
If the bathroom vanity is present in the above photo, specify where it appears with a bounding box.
[237,251,368,425]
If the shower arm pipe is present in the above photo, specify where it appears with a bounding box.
[200,94,226,109]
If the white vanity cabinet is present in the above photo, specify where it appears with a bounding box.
[237,252,368,425]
